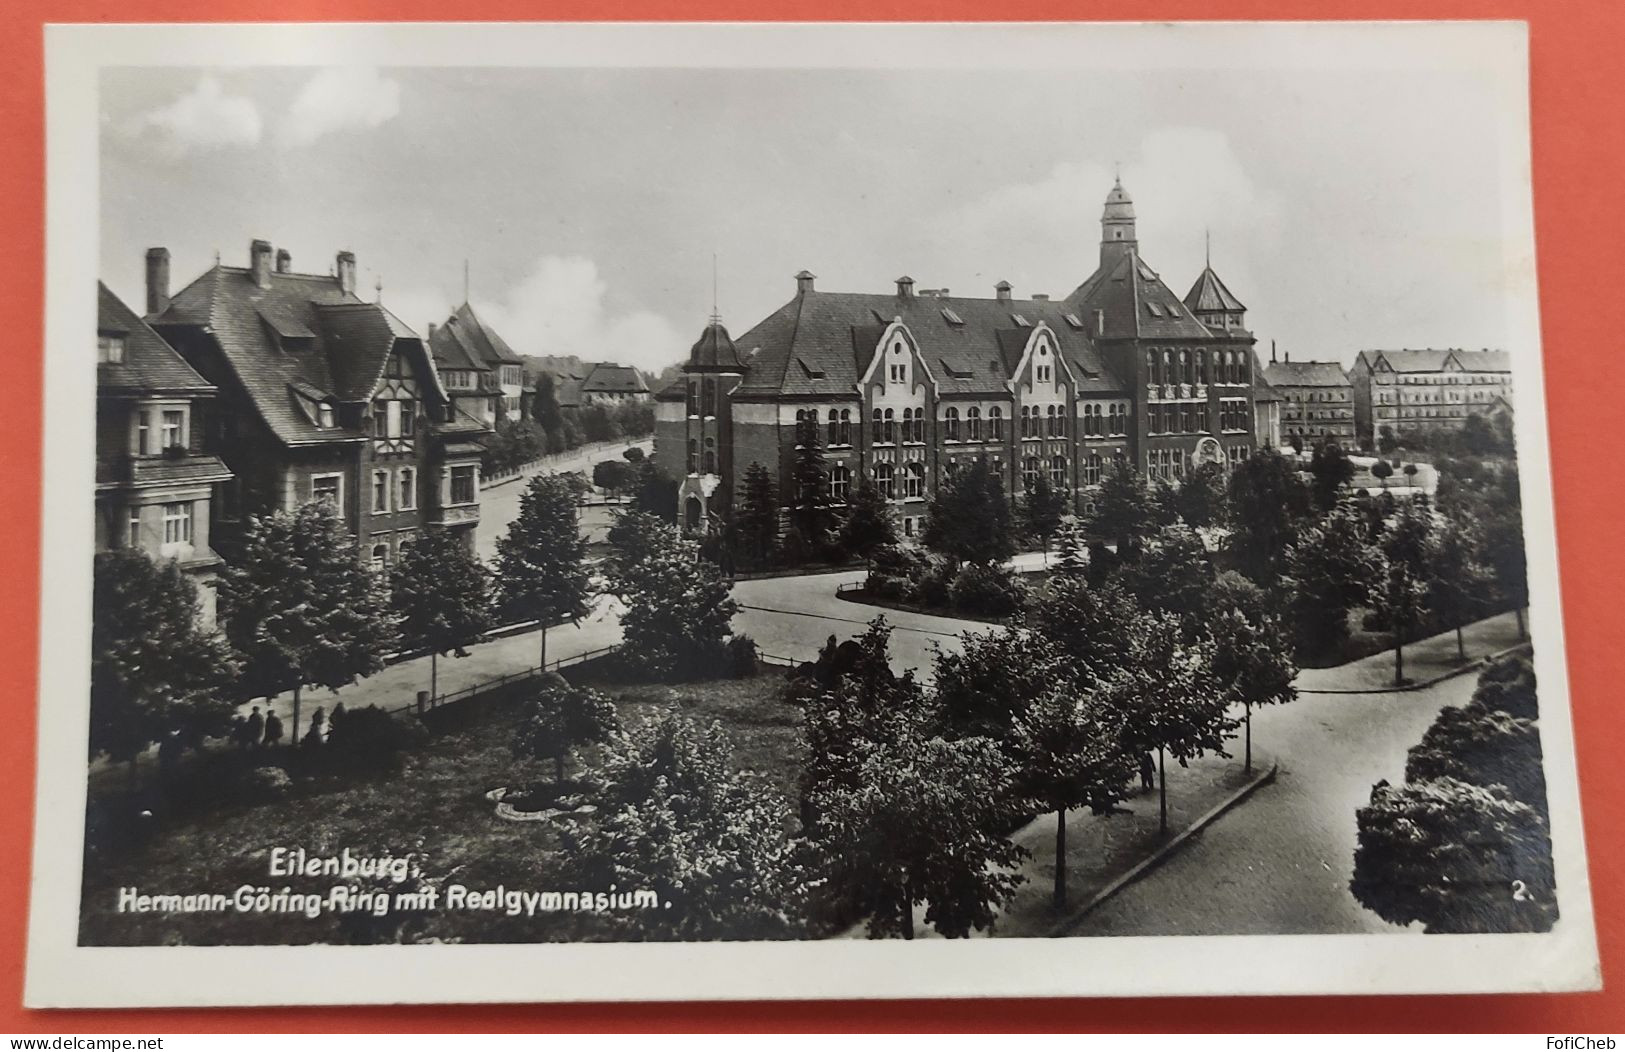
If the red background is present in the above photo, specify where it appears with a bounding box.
[1,0,1620,1034]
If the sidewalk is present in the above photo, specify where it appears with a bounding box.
[837,747,1276,939]
[1294,611,1529,695]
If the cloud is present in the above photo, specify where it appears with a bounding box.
[472,256,688,375]
[278,67,401,148]
[128,75,262,154]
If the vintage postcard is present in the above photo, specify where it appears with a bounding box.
[25,20,1598,1006]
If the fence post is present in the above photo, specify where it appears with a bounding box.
[416,690,428,716]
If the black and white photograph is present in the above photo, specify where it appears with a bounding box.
[26,20,1597,1006]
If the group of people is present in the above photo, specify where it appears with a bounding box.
[231,705,336,751]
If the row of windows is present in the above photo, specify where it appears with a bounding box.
[1290,390,1349,402]
[371,466,418,514]
[1020,456,1070,491]
[687,437,718,475]
[368,531,419,572]
[686,379,721,417]
[1148,448,1190,481]
[1218,399,1251,433]
[1374,374,1510,385]
[371,399,417,440]
[1080,403,1130,437]
[1287,408,1355,420]
[127,501,193,549]
[1019,404,1067,439]
[944,407,1002,443]
[133,407,188,456]
[1146,347,1250,388]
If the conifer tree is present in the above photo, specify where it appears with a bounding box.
[838,468,897,559]
[1021,472,1067,565]
[496,473,591,670]
[218,500,398,745]
[735,461,780,568]
[1086,459,1156,555]
[788,416,831,550]
[921,457,1013,567]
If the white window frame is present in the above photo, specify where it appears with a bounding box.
[398,467,417,511]
[372,469,391,514]
[98,333,125,364]
[126,507,142,548]
[160,408,185,450]
[448,464,479,506]
[161,501,192,548]
[311,472,344,509]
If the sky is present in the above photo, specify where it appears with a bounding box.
[99,56,1523,375]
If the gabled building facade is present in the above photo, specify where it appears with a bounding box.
[579,363,650,404]
[1350,348,1514,446]
[1262,356,1356,446]
[654,179,1264,536]
[144,241,491,568]
[428,302,527,426]
[96,282,234,627]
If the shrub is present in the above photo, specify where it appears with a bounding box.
[726,634,761,679]
[243,765,293,802]
[949,563,1027,617]
[1473,654,1538,720]
[323,705,429,775]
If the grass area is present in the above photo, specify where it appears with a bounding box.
[78,664,801,947]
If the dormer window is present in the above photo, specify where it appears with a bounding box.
[318,403,335,428]
[97,332,126,364]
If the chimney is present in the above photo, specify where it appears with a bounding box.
[895,275,915,299]
[994,280,1012,304]
[795,269,816,295]
[250,239,274,289]
[336,250,357,296]
[144,247,170,316]
[1095,310,1105,336]
[427,322,438,340]
[1271,339,1278,364]
[1285,350,1291,363]
[275,248,292,274]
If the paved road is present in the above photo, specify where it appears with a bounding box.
[475,439,650,559]
[1066,673,1476,935]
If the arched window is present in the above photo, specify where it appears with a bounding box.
[687,439,698,474]
[989,406,1004,440]
[967,407,982,442]
[884,408,895,444]
[1179,349,1189,384]
[686,382,699,416]
[686,497,703,530]
[944,406,960,441]
[1050,455,1067,486]
[830,464,850,503]
[1163,350,1174,385]
[1085,452,1105,486]
[1145,350,1157,384]
[904,462,924,499]
[703,437,717,475]
[839,409,852,446]
[1019,405,1031,439]
[702,379,716,417]
[1196,352,1208,386]
[370,544,388,572]
[872,408,884,443]
[876,463,895,499]
[827,409,840,447]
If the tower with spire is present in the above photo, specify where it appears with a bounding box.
[657,285,748,534]
[1100,173,1139,270]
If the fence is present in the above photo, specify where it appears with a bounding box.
[481,437,654,489]
[389,644,623,716]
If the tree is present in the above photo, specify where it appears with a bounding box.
[1406,701,1545,814]
[1380,500,1434,685]
[788,415,831,550]
[932,628,1067,738]
[495,473,592,671]
[623,445,645,463]
[568,711,806,940]
[630,461,679,523]
[1473,653,1538,721]
[808,719,1026,938]
[511,672,618,784]
[1031,576,1142,688]
[1008,687,1137,908]
[1170,461,1227,530]
[1427,518,1493,661]
[1053,521,1089,577]
[1371,459,1394,489]
[921,458,1014,567]
[389,529,493,699]
[1086,459,1156,554]
[1020,472,1067,564]
[1308,442,1355,512]
[218,500,398,745]
[591,458,635,497]
[91,550,239,773]
[733,461,780,569]
[1282,504,1382,659]
[1117,523,1214,636]
[1483,508,1529,639]
[838,469,897,560]
[1351,777,1555,933]
[616,523,740,681]
[1226,446,1314,583]
[605,508,671,592]
[1110,613,1235,834]
[531,371,564,445]
[1208,608,1297,773]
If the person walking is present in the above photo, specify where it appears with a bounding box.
[1139,751,1156,794]
[263,710,284,750]
[246,707,264,751]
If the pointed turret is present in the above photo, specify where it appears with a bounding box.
[1100,175,1138,270]
[1184,263,1247,333]
[687,317,744,372]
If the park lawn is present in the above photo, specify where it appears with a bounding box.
[78,666,801,947]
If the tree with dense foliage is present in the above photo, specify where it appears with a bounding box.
[91,550,240,772]
[569,711,807,940]
[922,457,1014,567]
[932,628,1067,738]
[496,473,592,670]
[389,528,494,699]
[838,469,896,560]
[218,500,397,744]
[630,461,679,523]
[1427,517,1493,661]
[1405,702,1546,814]
[1308,442,1356,512]
[1053,521,1089,577]
[1008,686,1137,908]
[1021,473,1067,564]
[531,371,564,444]
[604,508,671,592]
[623,445,645,463]
[1473,653,1538,720]
[616,522,740,681]
[1171,460,1227,529]
[1483,507,1529,639]
[1110,612,1234,833]
[512,672,618,784]
[1031,576,1143,688]
[1117,523,1214,636]
[1208,607,1297,772]
[591,458,635,497]
[1380,500,1435,685]
[1226,446,1315,583]
[734,461,780,568]
[788,415,832,551]
[1371,459,1394,489]
[1086,459,1157,555]
[1282,504,1383,659]
[1351,777,1555,933]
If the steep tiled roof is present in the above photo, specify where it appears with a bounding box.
[1357,349,1452,373]
[444,302,524,367]
[688,320,745,370]
[1264,361,1350,388]
[1251,350,1284,402]
[1451,349,1512,372]
[1184,265,1247,313]
[98,282,214,395]
[150,263,427,446]
[1067,251,1214,340]
[581,362,649,394]
[729,289,1127,400]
